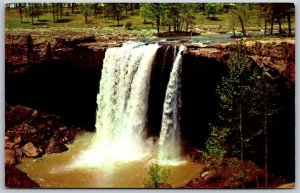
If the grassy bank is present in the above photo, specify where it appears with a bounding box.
[5,7,295,36]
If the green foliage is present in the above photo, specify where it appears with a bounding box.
[205,39,281,169]
[204,3,223,19]
[143,161,170,188]
[125,21,132,29]
[229,3,257,36]
[203,124,230,166]
[213,40,261,161]
[81,3,92,23]
[139,3,166,34]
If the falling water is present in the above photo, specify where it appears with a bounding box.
[158,45,187,165]
[72,42,160,167]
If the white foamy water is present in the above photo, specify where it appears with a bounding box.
[71,42,159,167]
[158,45,187,165]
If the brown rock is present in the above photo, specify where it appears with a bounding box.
[6,105,33,121]
[277,182,295,188]
[158,183,172,188]
[5,149,16,166]
[5,164,40,188]
[45,138,69,154]
[22,142,41,158]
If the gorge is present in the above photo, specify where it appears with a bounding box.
[5,32,295,187]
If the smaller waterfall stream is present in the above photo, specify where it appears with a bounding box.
[158,45,186,165]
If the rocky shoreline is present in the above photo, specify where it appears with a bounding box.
[5,104,83,187]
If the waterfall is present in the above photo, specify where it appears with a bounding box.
[73,42,160,167]
[70,42,187,169]
[158,45,186,165]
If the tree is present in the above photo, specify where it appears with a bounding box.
[163,3,197,33]
[51,3,59,22]
[34,3,43,21]
[203,124,230,167]
[140,3,166,34]
[204,3,223,19]
[81,3,92,23]
[252,71,279,187]
[17,3,25,23]
[213,40,264,163]
[143,161,170,188]
[271,3,294,34]
[230,3,256,36]
[103,3,125,26]
[216,41,250,162]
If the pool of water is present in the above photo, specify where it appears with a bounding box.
[16,132,204,188]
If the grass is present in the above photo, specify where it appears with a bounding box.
[5,7,295,36]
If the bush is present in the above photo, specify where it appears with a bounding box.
[143,161,170,188]
[125,21,132,29]
[202,124,230,167]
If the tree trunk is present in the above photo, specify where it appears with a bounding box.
[85,14,88,23]
[232,25,236,37]
[52,5,56,22]
[278,17,282,34]
[31,5,34,25]
[72,3,75,14]
[238,15,246,36]
[94,3,97,17]
[37,7,40,21]
[156,17,160,34]
[19,7,23,23]
[264,16,267,34]
[287,11,291,34]
[60,3,63,18]
[270,11,275,35]
[186,22,189,32]
[117,12,120,26]
[239,95,244,163]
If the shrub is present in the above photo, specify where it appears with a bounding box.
[143,161,170,188]
[202,124,230,167]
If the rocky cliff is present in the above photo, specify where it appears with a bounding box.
[5,31,295,88]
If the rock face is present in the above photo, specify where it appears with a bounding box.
[5,30,295,87]
[5,164,40,188]
[186,40,295,87]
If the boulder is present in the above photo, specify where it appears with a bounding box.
[5,149,17,166]
[22,142,41,158]
[6,105,33,122]
[45,138,69,154]
[5,164,40,188]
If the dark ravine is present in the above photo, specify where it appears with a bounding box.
[5,33,295,187]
